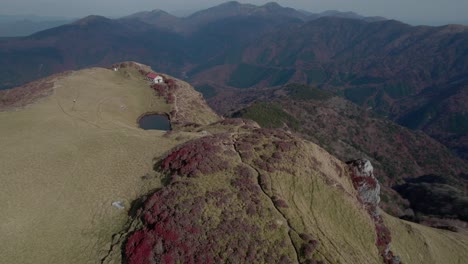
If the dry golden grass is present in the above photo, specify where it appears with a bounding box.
[385,213,468,264]
[169,77,221,126]
[0,67,198,263]
[2,65,467,264]
[264,141,382,263]
[266,139,468,264]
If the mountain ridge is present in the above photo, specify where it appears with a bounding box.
[0,63,467,263]
[0,2,466,159]
[226,83,468,222]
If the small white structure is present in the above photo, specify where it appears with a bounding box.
[147,72,164,84]
[113,67,118,72]
[112,201,125,210]
[154,76,164,84]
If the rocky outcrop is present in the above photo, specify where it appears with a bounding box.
[347,160,381,209]
[347,159,401,264]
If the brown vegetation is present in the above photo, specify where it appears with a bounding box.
[0,72,71,111]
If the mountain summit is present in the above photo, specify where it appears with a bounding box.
[72,15,113,26]
[0,63,467,263]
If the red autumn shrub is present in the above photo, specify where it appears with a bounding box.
[375,223,392,248]
[275,140,295,152]
[236,165,255,179]
[125,230,156,264]
[352,175,378,189]
[166,93,175,104]
[161,136,229,177]
[273,198,289,208]
[152,84,167,97]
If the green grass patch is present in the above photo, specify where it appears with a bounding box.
[269,69,296,86]
[227,64,271,88]
[233,102,300,130]
[224,46,245,64]
[299,50,316,63]
[227,64,294,88]
[383,83,415,99]
[276,47,300,66]
[448,113,468,134]
[187,57,224,77]
[256,48,273,64]
[374,89,391,113]
[330,77,345,86]
[285,83,334,101]
[344,86,377,105]
[305,68,327,84]
[398,104,438,129]
[350,76,386,85]
[329,72,355,86]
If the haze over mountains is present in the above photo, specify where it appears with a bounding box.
[0,15,73,37]
[0,1,466,161]
[1,2,468,263]
[0,2,386,37]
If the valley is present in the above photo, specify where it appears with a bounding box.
[0,2,466,161]
[0,1,467,263]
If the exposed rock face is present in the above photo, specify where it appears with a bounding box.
[347,159,401,264]
[347,159,381,208]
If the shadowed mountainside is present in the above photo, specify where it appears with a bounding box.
[189,18,468,159]
[0,2,466,158]
[229,84,468,222]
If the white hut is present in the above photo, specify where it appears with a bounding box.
[146,73,164,84]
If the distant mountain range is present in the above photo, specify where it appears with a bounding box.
[120,1,386,34]
[0,2,385,37]
[0,1,466,161]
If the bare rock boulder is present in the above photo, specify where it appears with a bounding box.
[347,159,381,209]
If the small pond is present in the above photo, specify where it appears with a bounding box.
[138,114,171,131]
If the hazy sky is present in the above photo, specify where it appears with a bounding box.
[1,0,467,25]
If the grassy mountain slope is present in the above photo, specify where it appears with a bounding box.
[108,119,468,264]
[0,64,467,263]
[108,123,383,263]
[0,62,219,263]
[230,84,468,219]
[385,213,468,263]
